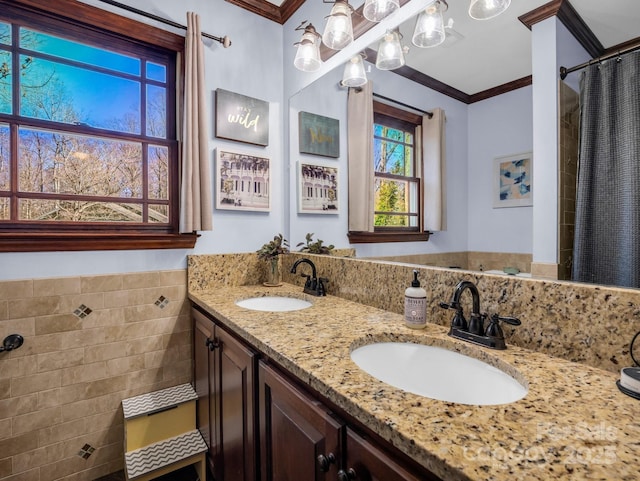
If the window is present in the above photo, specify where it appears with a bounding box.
[0,0,194,251]
[348,101,430,243]
[373,109,420,230]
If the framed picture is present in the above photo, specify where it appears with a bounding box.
[215,89,269,146]
[493,152,533,208]
[298,111,340,158]
[297,162,339,214]
[216,150,270,212]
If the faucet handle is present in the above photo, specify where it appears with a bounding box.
[317,277,328,296]
[439,302,467,330]
[486,314,521,339]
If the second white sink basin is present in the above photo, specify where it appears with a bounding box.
[235,296,312,312]
[350,342,527,405]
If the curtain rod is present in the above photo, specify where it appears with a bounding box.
[96,0,231,47]
[560,41,640,79]
[373,92,433,118]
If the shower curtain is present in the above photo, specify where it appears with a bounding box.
[572,50,640,287]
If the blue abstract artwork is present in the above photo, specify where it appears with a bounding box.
[493,153,533,208]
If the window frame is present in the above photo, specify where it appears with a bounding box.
[0,0,196,252]
[348,101,430,244]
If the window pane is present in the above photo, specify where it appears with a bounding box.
[374,177,419,227]
[0,21,10,45]
[18,128,142,198]
[148,145,168,200]
[149,204,168,223]
[0,124,8,190]
[374,139,406,174]
[0,197,8,219]
[146,85,166,138]
[380,125,403,142]
[375,177,408,226]
[0,51,11,114]
[146,61,166,82]
[20,28,140,76]
[19,199,143,222]
[20,55,141,133]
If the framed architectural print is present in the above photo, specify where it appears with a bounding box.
[215,89,269,146]
[298,111,340,158]
[216,150,270,212]
[493,152,533,208]
[297,162,339,214]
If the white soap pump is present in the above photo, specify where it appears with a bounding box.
[404,270,427,329]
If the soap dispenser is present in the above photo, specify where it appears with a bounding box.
[404,270,427,329]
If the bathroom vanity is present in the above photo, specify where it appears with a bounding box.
[189,283,640,481]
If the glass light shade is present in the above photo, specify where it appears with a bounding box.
[294,30,321,72]
[363,0,400,22]
[322,1,354,50]
[412,1,446,48]
[376,31,405,70]
[468,0,511,20]
[342,55,367,87]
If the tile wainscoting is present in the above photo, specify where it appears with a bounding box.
[0,270,191,481]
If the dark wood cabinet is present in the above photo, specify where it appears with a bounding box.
[259,360,342,481]
[193,307,257,481]
[193,303,441,481]
[341,428,429,481]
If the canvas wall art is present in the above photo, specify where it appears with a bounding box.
[493,152,533,208]
[297,162,339,214]
[216,150,270,212]
[215,89,269,146]
[298,111,339,158]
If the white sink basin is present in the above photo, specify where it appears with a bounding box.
[350,342,527,405]
[235,296,312,312]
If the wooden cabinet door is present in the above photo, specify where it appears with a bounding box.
[342,428,435,481]
[215,326,257,481]
[192,307,217,475]
[259,361,343,481]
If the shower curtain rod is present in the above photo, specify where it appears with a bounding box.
[96,0,231,47]
[373,93,433,118]
[559,41,640,79]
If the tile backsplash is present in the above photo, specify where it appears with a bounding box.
[0,270,190,481]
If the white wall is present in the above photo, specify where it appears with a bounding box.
[0,0,284,281]
[467,86,533,253]
[531,17,589,266]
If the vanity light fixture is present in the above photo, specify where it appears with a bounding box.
[468,0,511,20]
[293,22,322,72]
[322,0,355,50]
[341,53,368,87]
[412,0,447,48]
[363,0,400,23]
[376,29,406,70]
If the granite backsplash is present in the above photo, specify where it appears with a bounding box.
[188,252,640,373]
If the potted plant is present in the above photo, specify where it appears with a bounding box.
[297,233,334,255]
[257,234,289,286]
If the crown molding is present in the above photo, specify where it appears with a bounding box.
[225,0,305,24]
[519,0,603,57]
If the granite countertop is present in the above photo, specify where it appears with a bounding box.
[189,284,640,481]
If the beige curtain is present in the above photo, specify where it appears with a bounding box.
[422,108,446,231]
[347,82,374,232]
[180,12,212,233]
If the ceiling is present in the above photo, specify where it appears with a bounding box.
[230,0,640,98]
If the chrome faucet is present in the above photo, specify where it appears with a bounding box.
[290,258,327,296]
[440,280,521,349]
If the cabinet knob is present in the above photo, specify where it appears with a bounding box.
[337,468,357,481]
[317,452,336,472]
[205,338,219,351]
